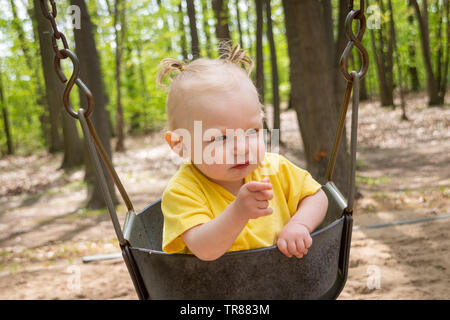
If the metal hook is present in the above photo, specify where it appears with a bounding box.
[339,5,369,82]
[53,48,94,119]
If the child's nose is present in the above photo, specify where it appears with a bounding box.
[233,135,249,156]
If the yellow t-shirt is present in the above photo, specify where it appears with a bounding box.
[161,152,322,254]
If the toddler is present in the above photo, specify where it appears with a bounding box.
[157,42,328,261]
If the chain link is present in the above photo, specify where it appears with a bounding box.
[39,0,94,119]
[340,0,369,82]
[38,0,134,215]
[39,0,67,58]
[327,0,369,186]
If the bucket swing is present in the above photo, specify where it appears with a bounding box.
[38,0,369,299]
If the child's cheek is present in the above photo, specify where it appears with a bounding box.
[202,142,223,165]
[256,135,266,164]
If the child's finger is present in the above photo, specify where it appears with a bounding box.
[287,241,299,258]
[257,207,273,217]
[296,238,306,255]
[256,200,269,209]
[254,190,273,201]
[246,181,273,192]
[304,235,313,249]
[277,238,291,258]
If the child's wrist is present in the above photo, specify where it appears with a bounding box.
[228,201,249,225]
[288,220,312,233]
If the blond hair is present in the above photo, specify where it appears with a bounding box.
[157,41,260,130]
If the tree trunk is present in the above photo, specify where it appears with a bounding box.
[71,0,118,209]
[321,0,334,68]
[255,0,264,104]
[246,1,253,57]
[370,9,393,108]
[438,0,449,103]
[385,0,395,106]
[407,0,420,92]
[0,67,13,155]
[265,0,280,138]
[106,0,127,152]
[282,0,350,196]
[411,0,441,105]
[333,0,349,112]
[370,0,394,107]
[255,0,268,130]
[186,0,200,59]
[212,0,231,54]
[388,0,407,120]
[235,0,244,49]
[178,1,188,61]
[31,0,63,152]
[28,4,51,149]
[200,0,213,57]
[34,0,83,167]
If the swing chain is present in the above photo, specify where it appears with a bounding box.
[39,0,94,119]
[38,0,134,218]
[326,0,369,214]
[340,0,369,82]
[39,0,68,60]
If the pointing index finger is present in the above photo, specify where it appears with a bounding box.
[246,180,273,192]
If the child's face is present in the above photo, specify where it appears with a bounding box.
[168,85,266,183]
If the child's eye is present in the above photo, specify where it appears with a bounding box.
[214,135,227,142]
[246,128,259,136]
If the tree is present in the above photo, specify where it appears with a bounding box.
[235,0,244,49]
[213,0,231,54]
[0,64,13,155]
[265,0,280,137]
[388,0,407,120]
[255,0,264,104]
[25,0,62,152]
[33,0,83,168]
[407,0,420,92]
[370,0,394,107]
[200,0,213,57]
[245,1,253,57]
[410,0,448,105]
[178,1,188,61]
[70,0,118,208]
[282,0,350,196]
[105,0,127,151]
[186,0,200,59]
[333,0,350,112]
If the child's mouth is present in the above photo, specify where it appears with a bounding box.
[231,161,250,170]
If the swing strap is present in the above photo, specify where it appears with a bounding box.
[326,0,369,214]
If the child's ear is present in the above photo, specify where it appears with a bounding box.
[165,131,184,157]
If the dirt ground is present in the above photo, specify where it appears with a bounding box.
[0,92,449,300]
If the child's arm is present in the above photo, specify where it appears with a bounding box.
[182,179,274,261]
[277,189,328,258]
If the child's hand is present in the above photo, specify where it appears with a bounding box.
[277,222,312,258]
[233,177,273,220]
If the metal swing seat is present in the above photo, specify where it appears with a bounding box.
[39,0,369,300]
